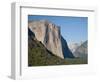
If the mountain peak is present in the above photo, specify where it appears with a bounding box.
[28,20,74,59]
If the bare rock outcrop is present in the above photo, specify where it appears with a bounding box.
[28,20,74,59]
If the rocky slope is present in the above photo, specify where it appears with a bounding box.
[28,28,68,66]
[68,43,79,53]
[74,41,88,58]
[28,20,74,59]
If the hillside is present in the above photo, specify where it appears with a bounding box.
[28,20,74,59]
[28,28,68,66]
[74,41,88,58]
[28,20,87,66]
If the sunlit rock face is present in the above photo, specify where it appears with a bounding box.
[28,20,74,59]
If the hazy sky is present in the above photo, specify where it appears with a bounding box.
[28,15,88,44]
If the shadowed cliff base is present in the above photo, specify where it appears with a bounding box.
[61,36,74,58]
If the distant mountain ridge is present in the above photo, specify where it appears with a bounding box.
[69,41,88,58]
[68,43,79,53]
[28,20,74,59]
[74,41,88,58]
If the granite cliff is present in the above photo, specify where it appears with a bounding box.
[28,20,74,59]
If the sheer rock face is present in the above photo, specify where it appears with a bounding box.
[28,20,74,59]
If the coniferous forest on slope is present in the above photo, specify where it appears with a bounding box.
[28,28,87,66]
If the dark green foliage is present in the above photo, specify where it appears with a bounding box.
[28,39,87,66]
[64,57,87,65]
[28,28,87,66]
[28,39,67,66]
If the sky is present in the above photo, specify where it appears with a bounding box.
[28,15,88,44]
